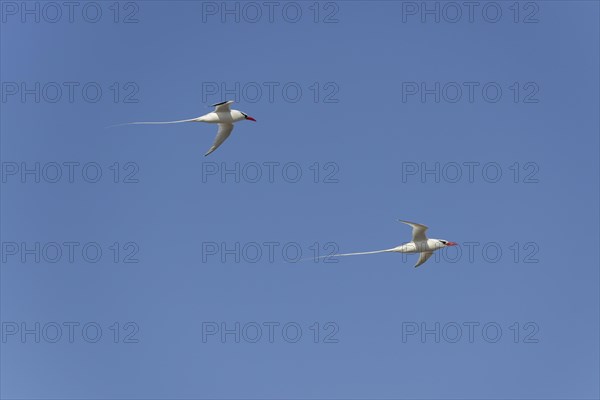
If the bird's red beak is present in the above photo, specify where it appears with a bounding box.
[246,116,256,122]
[446,242,458,246]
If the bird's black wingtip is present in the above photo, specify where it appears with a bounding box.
[211,100,232,107]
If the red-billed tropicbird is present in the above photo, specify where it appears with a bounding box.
[322,220,457,268]
[112,100,256,156]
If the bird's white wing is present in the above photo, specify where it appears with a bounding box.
[399,220,429,242]
[414,251,433,268]
[212,100,234,113]
[204,123,234,156]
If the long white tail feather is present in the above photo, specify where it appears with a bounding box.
[107,118,199,128]
[302,248,395,262]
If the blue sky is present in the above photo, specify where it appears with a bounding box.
[1,1,599,399]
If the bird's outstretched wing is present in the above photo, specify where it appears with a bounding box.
[399,220,429,242]
[414,251,433,268]
[212,100,234,113]
[205,123,234,156]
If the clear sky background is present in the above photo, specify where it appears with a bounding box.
[1,1,599,399]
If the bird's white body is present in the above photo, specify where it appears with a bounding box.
[320,220,457,268]
[196,110,246,124]
[112,100,256,156]
[391,239,448,254]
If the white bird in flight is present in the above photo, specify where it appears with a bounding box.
[320,220,457,268]
[112,100,256,156]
